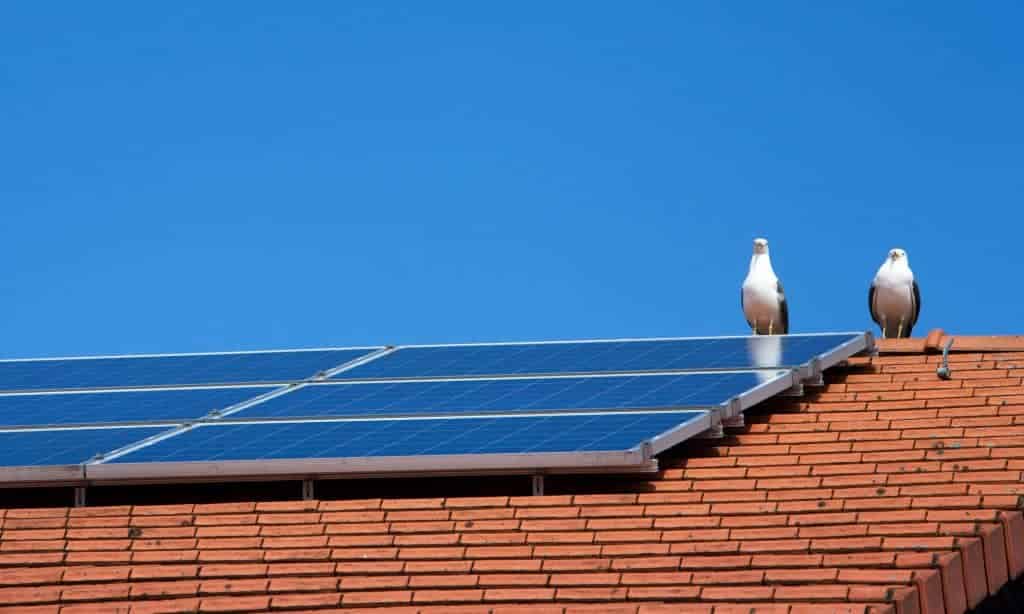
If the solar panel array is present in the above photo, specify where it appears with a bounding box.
[0,333,871,485]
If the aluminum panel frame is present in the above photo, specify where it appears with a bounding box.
[0,464,84,486]
[85,449,655,485]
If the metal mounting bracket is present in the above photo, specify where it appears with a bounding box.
[721,397,745,428]
[697,409,725,438]
[803,357,824,387]
[724,398,742,419]
[863,331,879,356]
[531,475,545,496]
[722,414,746,428]
[782,381,805,397]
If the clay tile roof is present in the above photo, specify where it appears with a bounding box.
[3,331,1024,614]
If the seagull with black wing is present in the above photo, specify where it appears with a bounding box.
[741,238,788,335]
[869,248,920,338]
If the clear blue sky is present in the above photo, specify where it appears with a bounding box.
[2,3,1022,357]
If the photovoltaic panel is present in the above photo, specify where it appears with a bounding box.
[108,411,708,463]
[0,348,378,392]
[330,333,861,380]
[0,426,168,467]
[0,332,872,485]
[0,386,277,428]
[237,371,790,420]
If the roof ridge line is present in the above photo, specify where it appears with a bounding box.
[877,329,1024,354]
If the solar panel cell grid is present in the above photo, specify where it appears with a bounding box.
[109,411,707,462]
[236,371,788,420]
[0,427,169,467]
[331,334,857,380]
[0,386,276,428]
[0,348,376,392]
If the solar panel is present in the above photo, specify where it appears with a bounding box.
[105,412,709,462]
[235,371,791,420]
[0,347,379,392]
[88,410,713,481]
[0,386,277,428]
[330,333,863,380]
[0,426,169,467]
[0,332,873,486]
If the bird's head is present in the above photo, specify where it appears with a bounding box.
[752,238,769,255]
[888,248,908,262]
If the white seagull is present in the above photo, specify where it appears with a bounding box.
[741,238,788,335]
[869,248,920,338]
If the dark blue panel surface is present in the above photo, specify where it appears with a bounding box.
[0,427,168,466]
[111,411,706,462]
[0,348,376,392]
[0,386,275,427]
[332,334,858,380]
[239,371,785,420]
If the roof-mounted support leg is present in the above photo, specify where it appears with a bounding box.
[721,398,745,428]
[696,409,726,439]
[74,486,87,508]
[699,422,726,438]
[721,414,745,428]
[801,357,824,387]
[531,475,545,497]
[782,381,804,397]
[302,479,315,501]
[864,331,879,356]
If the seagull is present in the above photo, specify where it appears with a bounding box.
[741,238,788,335]
[869,248,920,338]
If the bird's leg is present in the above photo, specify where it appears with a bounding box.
[881,316,888,339]
[752,319,758,335]
[897,318,904,339]
[768,320,774,336]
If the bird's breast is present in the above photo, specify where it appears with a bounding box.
[742,283,781,316]
[872,284,913,315]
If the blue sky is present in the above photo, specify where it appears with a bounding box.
[2,3,1022,357]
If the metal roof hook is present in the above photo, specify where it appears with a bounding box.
[936,338,954,380]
